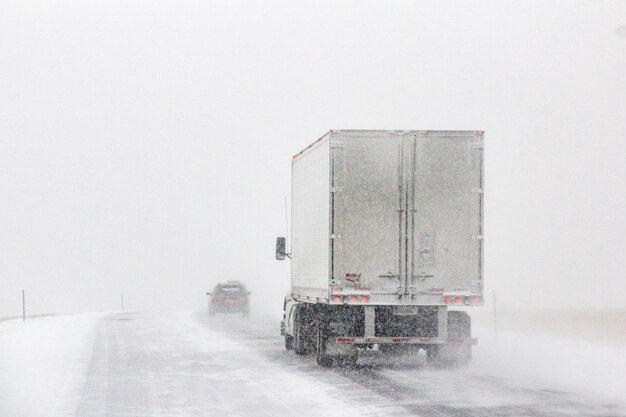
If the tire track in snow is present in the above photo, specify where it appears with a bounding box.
[205,312,626,417]
[75,313,154,417]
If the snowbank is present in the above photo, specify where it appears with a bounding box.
[0,314,100,417]
[471,324,626,408]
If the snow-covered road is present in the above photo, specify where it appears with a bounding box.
[1,311,625,417]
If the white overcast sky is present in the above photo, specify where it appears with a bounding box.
[1,0,625,316]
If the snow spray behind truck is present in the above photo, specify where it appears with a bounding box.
[276,130,484,366]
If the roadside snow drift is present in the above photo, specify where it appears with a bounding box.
[0,314,98,417]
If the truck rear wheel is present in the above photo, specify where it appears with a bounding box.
[315,324,334,367]
[448,311,471,338]
[294,308,308,355]
[426,345,441,364]
[294,322,306,355]
[428,345,471,367]
[285,335,294,351]
[316,354,334,367]
[335,354,357,367]
[427,311,472,367]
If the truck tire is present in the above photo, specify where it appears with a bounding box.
[428,344,471,367]
[447,310,472,366]
[285,335,294,351]
[294,308,308,355]
[427,311,472,367]
[426,345,445,366]
[315,325,333,367]
[448,311,471,338]
[316,354,334,367]
[335,355,357,367]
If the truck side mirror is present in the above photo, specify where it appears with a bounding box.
[275,237,286,260]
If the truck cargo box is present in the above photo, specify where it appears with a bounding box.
[290,130,484,306]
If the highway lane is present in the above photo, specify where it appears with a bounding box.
[72,311,625,417]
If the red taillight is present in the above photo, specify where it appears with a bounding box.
[444,296,452,304]
[455,296,463,304]
[350,295,358,302]
[361,295,369,302]
[470,296,481,305]
[333,295,342,302]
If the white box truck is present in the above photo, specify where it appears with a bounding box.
[276,130,484,366]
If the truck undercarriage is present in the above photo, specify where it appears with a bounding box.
[283,302,475,367]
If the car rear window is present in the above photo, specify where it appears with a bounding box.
[216,285,245,294]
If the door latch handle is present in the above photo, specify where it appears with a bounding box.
[378,272,400,278]
[412,272,435,281]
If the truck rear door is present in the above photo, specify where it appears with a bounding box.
[410,132,484,295]
[331,131,483,299]
[331,132,404,293]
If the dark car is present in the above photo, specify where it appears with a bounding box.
[206,281,250,316]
